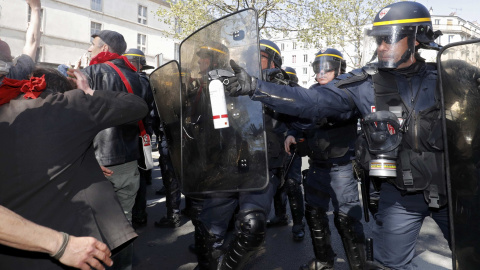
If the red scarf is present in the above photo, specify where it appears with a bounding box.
[89,51,137,72]
[0,75,47,105]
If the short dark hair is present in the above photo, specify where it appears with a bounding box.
[31,67,75,93]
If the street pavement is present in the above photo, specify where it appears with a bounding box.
[132,150,452,270]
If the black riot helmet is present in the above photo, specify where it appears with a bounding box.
[196,41,230,72]
[260,39,282,69]
[284,66,298,84]
[312,48,345,79]
[124,48,154,71]
[363,1,442,69]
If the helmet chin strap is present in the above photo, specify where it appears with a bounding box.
[378,37,415,69]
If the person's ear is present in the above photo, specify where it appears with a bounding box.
[102,44,109,53]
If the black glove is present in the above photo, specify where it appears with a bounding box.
[226,59,258,97]
[262,68,284,83]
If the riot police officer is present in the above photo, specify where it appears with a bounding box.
[194,39,286,270]
[124,48,158,226]
[284,49,366,270]
[226,2,449,269]
[267,66,306,242]
[284,66,299,84]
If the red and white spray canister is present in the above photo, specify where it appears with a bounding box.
[209,79,229,129]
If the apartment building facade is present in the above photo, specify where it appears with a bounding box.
[0,0,178,70]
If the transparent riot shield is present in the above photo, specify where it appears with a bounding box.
[179,9,267,195]
[149,60,182,180]
[439,39,480,270]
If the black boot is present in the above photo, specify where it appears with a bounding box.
[292,223,305,241]
[132,212,148,227]
[334,212,366,270]
[218,210,266,270]
[154,210,180,228]
[266,214,289,227]
[300,204,335,270]
[285,178,305,241]
[194,224,222,270]
[267,187,288,227]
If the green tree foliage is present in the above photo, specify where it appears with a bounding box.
[301,0,397,68]
[156,0,397,68]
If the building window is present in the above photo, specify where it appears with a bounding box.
[447,19,453,26]
[303,67,307,74]
[302,81,307,86]
[292,55,296,63]
[137,34,146,53]
[174,18,182,34]
[434,19,440,25]
[91,22,102,37]
[91,0,102,12]
[281,43,285,51]
[138,5,147,24]
[174,43,180,61]
[35,46,43,62]
[28,6,45,32]
[292,42,297,50]
[448,35,455,43]
[303,54,308,62]
[281,56,284,64]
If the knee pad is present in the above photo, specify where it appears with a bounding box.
[236,209,267,236]
[305,204,327,221]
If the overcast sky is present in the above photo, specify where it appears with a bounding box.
[414,0,479,22]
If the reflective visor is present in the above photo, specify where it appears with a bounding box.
[312,55,342,75]
[361,25,417,69]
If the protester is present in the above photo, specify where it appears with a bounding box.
[82,30,154,222]
[0,205,113,270]
[0,67,146,269]
[0,0,41,82]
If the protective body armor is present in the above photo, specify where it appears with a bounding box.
[303,118,357,162]
[361,63,446,208]
[264,95,288,170]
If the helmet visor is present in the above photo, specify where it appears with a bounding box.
[312,56,341,79]
[361,25,417,69]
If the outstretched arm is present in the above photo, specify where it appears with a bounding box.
[0,205,113,269]
[227,59,357,121]
[23,0,42,60]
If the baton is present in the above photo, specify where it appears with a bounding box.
[353,161,370,223]
[284,144,297,177]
